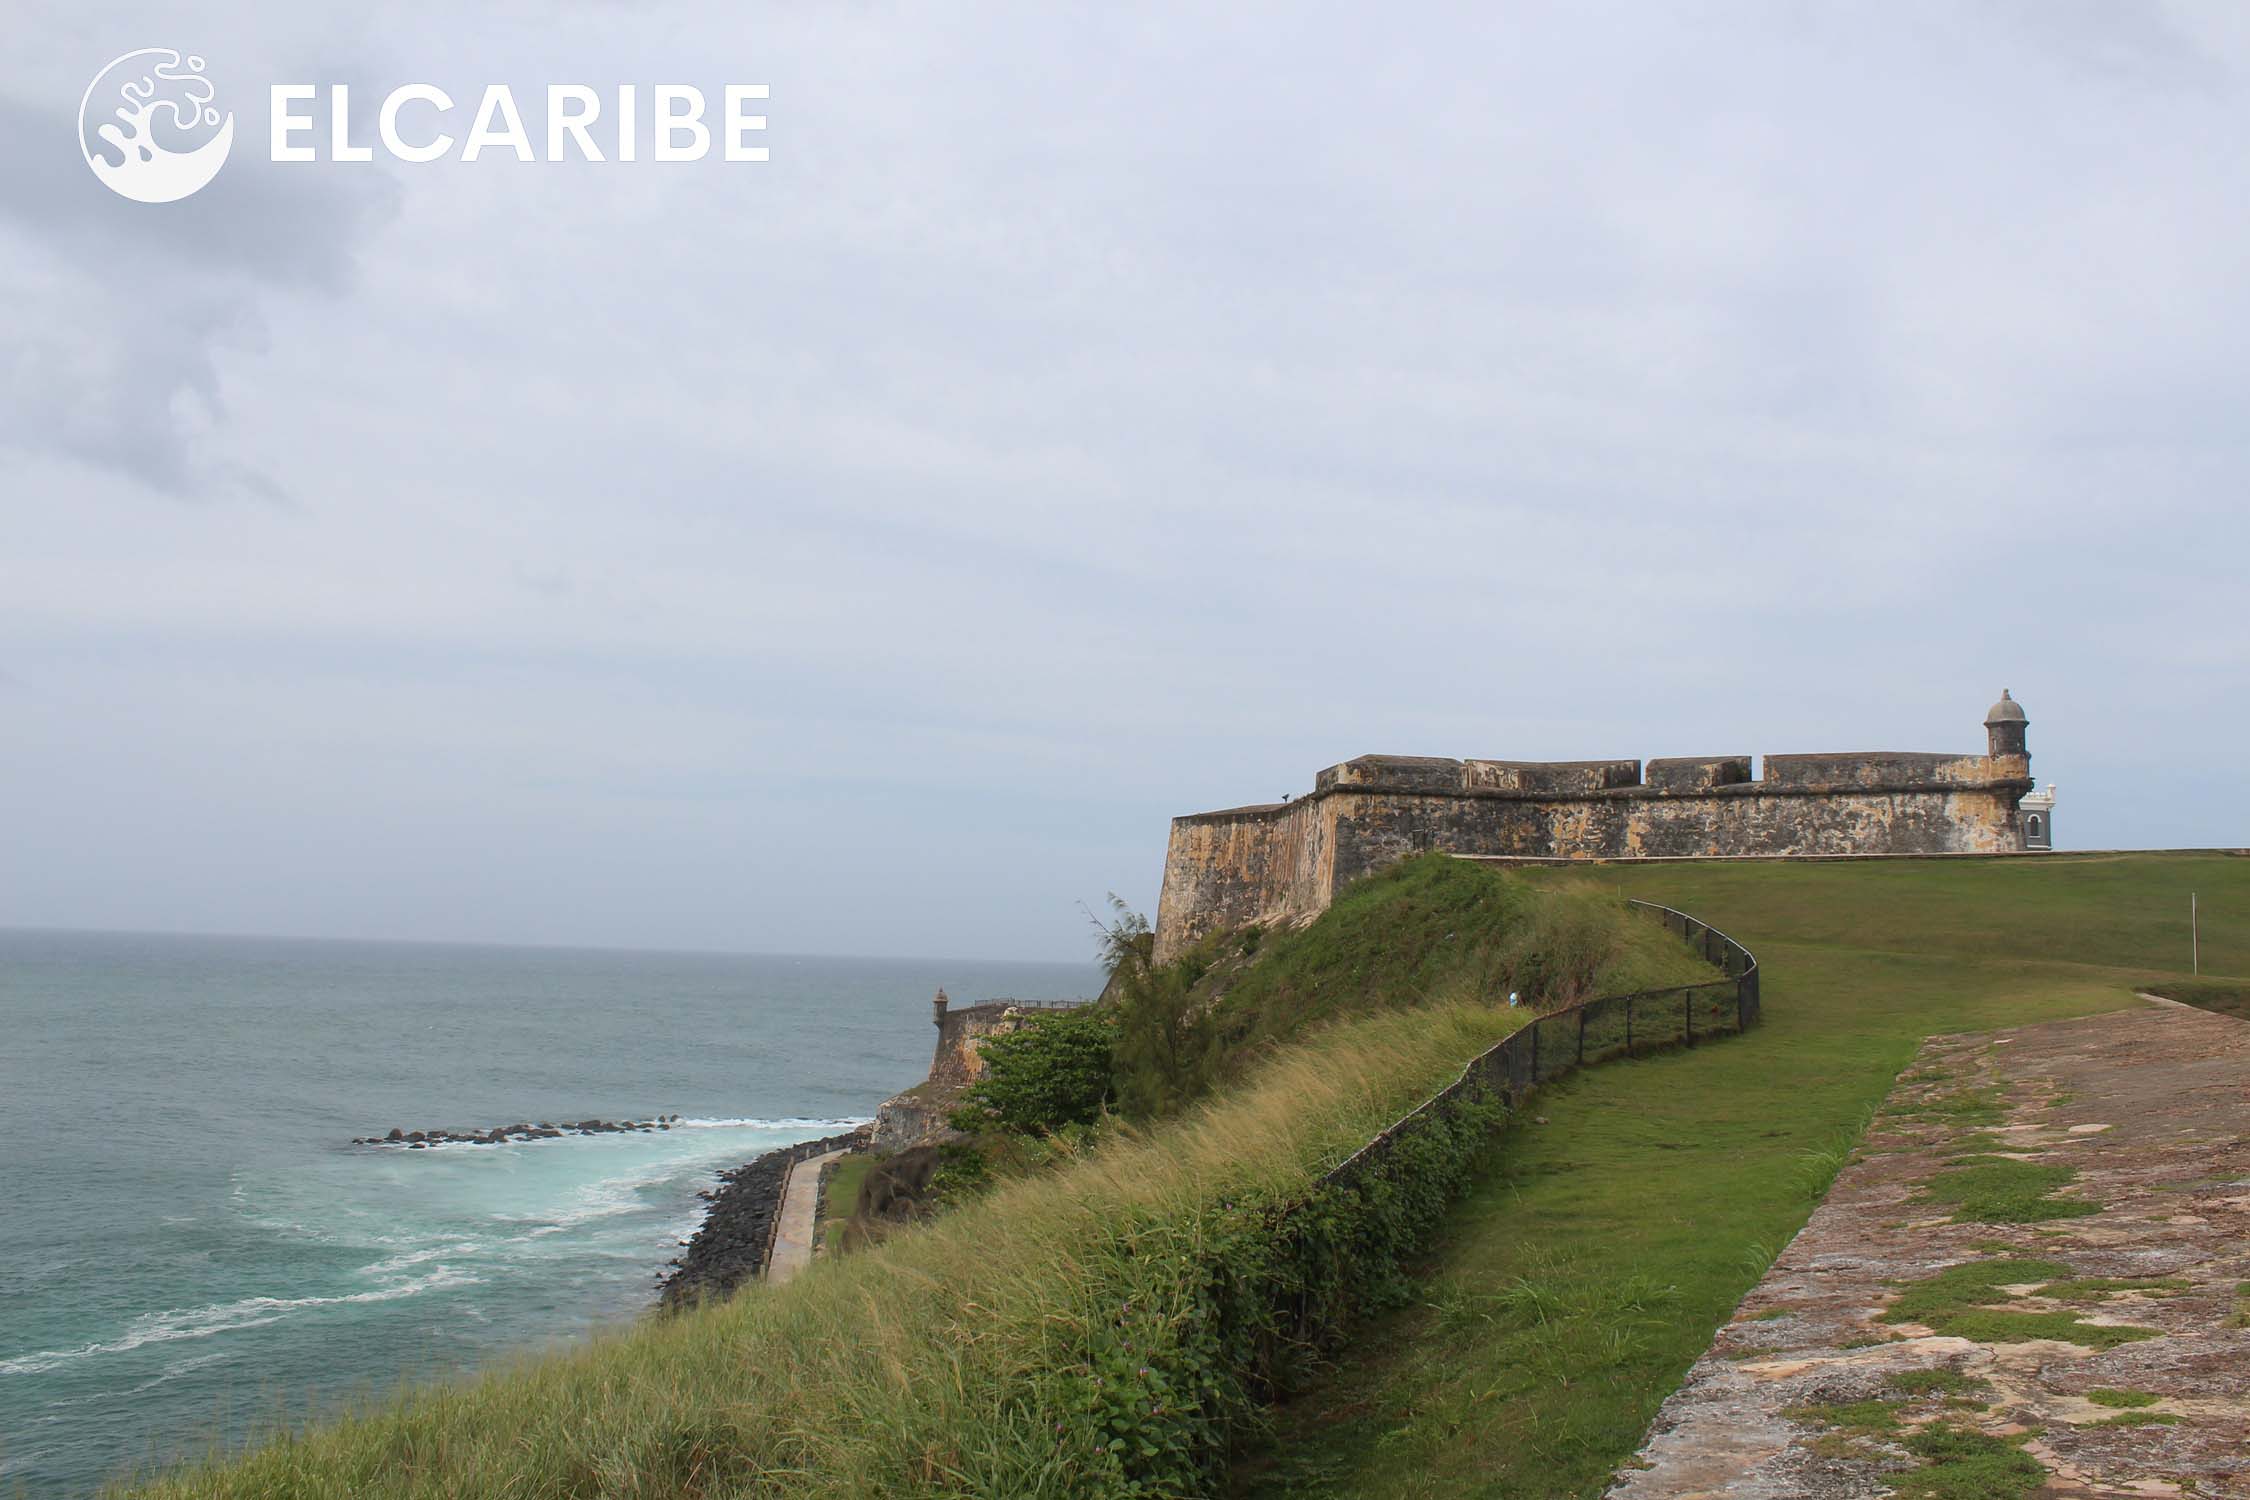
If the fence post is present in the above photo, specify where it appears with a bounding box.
[1577,1004,1587,1066]
[1685,987,1694,1044]
[1530,1016,1540,1079]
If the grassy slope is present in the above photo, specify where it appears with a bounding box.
[1194,856,1719,1058]
[130,1006,1535,1499]
[125,863,1678,1499]
[1234,851,2249,1499]
[2146,978,2250,1021]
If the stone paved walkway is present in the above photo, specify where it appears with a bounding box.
[765,1147,846,1285]
[1610,996,2250,1499]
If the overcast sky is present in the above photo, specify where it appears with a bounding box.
[4,3,2244,961]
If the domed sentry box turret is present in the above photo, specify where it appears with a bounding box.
[1985,689,2028,758]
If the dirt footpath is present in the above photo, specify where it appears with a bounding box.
[1609,997,2250,1499]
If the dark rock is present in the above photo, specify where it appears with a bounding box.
[656,1125,871,1311]
[409,1141,427,1149]
[386,1128,404,1141]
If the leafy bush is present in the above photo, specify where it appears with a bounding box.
[1012,1078,1511,1497]
[950,1006,1116,1135]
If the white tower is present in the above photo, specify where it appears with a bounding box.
[2020,784,2056,851]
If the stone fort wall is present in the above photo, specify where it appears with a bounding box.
[868,994,1088,1151]
[1152,700,2038,963]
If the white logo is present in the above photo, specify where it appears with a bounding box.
[78,48,235,203]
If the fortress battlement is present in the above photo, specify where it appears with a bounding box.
[1152,693,2046,962]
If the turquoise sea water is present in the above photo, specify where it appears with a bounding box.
[0,929,1099,1497]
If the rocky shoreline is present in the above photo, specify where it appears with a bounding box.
[658,1125,869,1308]
[352,1115,683,1148]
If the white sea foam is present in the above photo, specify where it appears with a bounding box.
[4,1120,865,1378]
[35,1351,232,1409]
[0,1268,481,1376]
[361,1241,484,1277]
[669,1116,867,1131]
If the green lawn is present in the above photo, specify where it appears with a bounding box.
[819,1153,872,1255]
[1232,851,2250,1499]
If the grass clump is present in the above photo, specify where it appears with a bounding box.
[1889,1369,1989,1397]
[1881,1260,2158,1350]
[2080,1411,2179,1428]
[1944,1135,2014,1159]
[1895,1088,2009,1127]
[1783,1399,1902,1436]
[1892,1424,2046,1499]
[2083,1388,2160,1408]
[2033,1276,2187,1302]
[1914,1160,2099,1224]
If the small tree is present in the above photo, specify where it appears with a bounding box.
[1087,894,1226,1119]
[1109,958,1206,1119]
[950,1007,1115,1136]
[1089,893,1154,985]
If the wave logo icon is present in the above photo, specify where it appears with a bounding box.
[78,48,234,203]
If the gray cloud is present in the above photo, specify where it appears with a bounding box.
[0,1,2243,957]
[0,62,398,495]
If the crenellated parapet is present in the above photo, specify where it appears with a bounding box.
[1152,692,2042,962]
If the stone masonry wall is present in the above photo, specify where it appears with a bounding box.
[869,1000,1077,1152]
[1153,746,2033,963]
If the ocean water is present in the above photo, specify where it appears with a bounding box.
[0,929,1099,1498]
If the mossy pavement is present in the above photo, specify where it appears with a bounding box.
[1608,996,2250,1497]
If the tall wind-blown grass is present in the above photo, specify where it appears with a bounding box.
[127,1002,1531,1500]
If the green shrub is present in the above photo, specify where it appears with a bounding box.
[1014,1083,1512,1496]
[951,1007,1117,1136]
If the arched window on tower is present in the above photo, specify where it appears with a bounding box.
[2027,814,2043,841]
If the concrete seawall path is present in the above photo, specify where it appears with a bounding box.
[766,1149,848,1285]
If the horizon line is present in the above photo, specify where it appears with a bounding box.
[0,920,1105,970]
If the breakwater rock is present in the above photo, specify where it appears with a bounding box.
[659,1126,869,1308]
[352,1115,684,1148]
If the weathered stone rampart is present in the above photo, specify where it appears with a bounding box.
[1153,697,2040,962]
[868,993,1089,1152]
